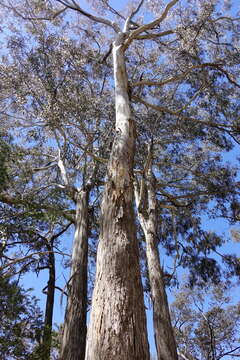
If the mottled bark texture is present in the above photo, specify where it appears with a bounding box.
[135,156,178,360]
[60,189,89,360]
[85,36,150,360]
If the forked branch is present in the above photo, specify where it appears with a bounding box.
[123,0,179,49]
[55,0,120,32]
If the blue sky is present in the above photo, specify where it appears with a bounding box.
[2,0,240,357]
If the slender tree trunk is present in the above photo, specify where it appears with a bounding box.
[135,158,178,360]
[60,188,89,360]
[85,35,150,360]
[144,226,178,360]
[41,247,55,360]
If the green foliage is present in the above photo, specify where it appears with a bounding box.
[0,134,10,192]
[0,275,43,359]
[0,0,240,357]
[171,281,240,360]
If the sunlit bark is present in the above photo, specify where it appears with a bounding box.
[135,151,178,360]
[85,34,150,360]
[60,189,89,360]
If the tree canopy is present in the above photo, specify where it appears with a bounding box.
[0,0,240,359]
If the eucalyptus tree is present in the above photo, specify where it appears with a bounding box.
[0,162,72,360]
[51,1,240,357]
[1,0,240,359]
[171,281,240,360]
[0,17,111,359]
[134,115,239,358]
[134,142,178,360]
[16,31,110,360]
[35,225,72,359]
[2,222,71,360]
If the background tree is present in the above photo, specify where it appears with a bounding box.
[171,281,240,360]
[0,274,43,360]
[0,13,110,359]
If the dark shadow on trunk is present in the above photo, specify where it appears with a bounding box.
[34,242,55,360]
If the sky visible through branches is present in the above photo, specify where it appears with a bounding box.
[1,0,240,357]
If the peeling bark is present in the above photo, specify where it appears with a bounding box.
[136,162,178,360]
[60,189,89,360]
[85,35,149,360]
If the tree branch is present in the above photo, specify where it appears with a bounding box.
[0,250,71,274]
[55,0,120,32]
[55,285,68,297]
[3,260,36,278]
[123,0,145,32]
[131,0,145,20]
[212,16,240,23]
[33,162,57,172]
[174,84,206,114]
[50,222,72,242]
[132,95,232,130]
[131,63,240,88]
[178,352,197,360]
[217,346,240,359]
[123,0,179,49]
[101,44,113,64]
[157,187,193,207]
[0,2,67,21]
[102,2,126,21]
[0,193,75,222]
[135,29,175,40]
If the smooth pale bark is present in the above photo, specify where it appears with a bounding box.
[85,35,150,360]
[136,165,178,360]
[60,189,89,360]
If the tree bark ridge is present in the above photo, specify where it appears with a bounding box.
[135,153,178,360]
[60,189,89,360]
[85,36,149,360]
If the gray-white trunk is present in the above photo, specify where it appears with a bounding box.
[144,228,178,360]
[60,189,89,360]
[136,166,178,360]
[85,36,149,360]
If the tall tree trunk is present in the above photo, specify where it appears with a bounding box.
[85,35,150,360]
[60,188,89,360]
[41,246,55,360]
[135,152,178,360]
[144,224,178,360]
